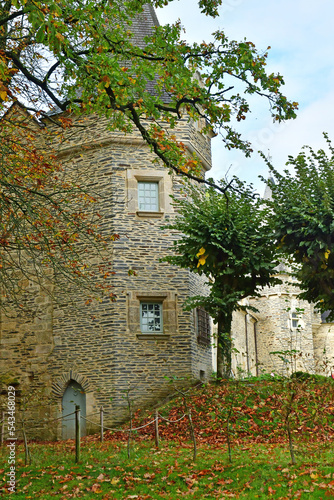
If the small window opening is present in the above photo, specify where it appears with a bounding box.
[140,302,163,333]
[291,312,298,329]
[138,181,159,211]
[196,307,211,346]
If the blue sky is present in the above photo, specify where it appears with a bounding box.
[157,0,334,193]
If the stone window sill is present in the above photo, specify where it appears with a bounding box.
[136,334,171,340]
[136,211,164,218]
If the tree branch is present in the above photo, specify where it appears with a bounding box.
[6,51,67,111]
[0,8,25,27]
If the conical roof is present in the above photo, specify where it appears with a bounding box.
[130,4,160,47]
[263,176,275,200]
[45,4,162,116]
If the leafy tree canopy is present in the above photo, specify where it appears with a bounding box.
[163,179,279,377]
[0,110,116,312]
[1,0,298,183]
[263,134,334,320]
[0,0,298,310]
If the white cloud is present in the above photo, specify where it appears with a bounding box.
[157,1,334,191]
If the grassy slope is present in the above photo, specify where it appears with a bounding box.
[1,378,333,499]
[125,377,334,445]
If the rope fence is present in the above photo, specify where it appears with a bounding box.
[0,403,195,462]
[80,414,159,433]
[1,408,187,438]
[158,414,187,423]
[0,410,77,442]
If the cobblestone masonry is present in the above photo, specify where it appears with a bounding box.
[0,108,213,439]
[230,268,334,377]
[2,4,334,438]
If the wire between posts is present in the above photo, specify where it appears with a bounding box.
[158,413,187,423]
[21,410,77,428]
[0,407,187,440]
[0,410,78,439]
[83,410,101,417]
[80,415,157,433]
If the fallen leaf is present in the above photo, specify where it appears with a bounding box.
[91,483,102,493]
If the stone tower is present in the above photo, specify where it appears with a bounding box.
[0,5,213,439]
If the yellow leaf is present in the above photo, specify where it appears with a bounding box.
[101,75,111,88]
[197,256,207,267]
[196,247,206,258]
[0,90,7,100]
[325,249,331,260]
[55,32,65,42]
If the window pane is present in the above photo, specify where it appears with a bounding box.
[138,182,159,211]
[140,302,162,333]
[291,312,298,328]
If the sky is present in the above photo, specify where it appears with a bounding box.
[156,0,334,193]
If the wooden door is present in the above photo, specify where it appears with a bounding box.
[62,380,86,440]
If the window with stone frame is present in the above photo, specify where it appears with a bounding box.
[138,181,159,212]
[126,168,174,218]
[127,291,177,338]
[140,302,163,333]
[196,307,211,346]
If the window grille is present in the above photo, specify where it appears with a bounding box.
[138,181,159,211]
[196,307,211,346]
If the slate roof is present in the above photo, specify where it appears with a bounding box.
[121,3,171,101]
[46,3,168,116]
[130,3,160,47]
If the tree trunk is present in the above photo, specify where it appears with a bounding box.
[216,312,233,379]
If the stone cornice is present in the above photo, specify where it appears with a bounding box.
[56,136,212,171]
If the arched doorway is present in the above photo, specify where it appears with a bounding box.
[62,380,86,440]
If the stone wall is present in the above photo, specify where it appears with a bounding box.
[230,273,322,377]
[231,310,258,377]
[0,112,213,439]
[313,323,334,375]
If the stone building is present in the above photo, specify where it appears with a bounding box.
[0,4,213,440]
[230,261,334,378]
[1,4,333,442]
[228,178,334,377]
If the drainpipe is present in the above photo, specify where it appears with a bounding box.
[253,321,259,377]
[245,313,250,375]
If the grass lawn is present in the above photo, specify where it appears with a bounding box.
[1,438,334,499]
[1,378,333,498]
